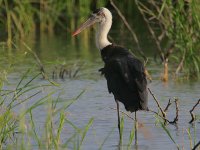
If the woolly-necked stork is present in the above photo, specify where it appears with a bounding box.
[72,7,148,138]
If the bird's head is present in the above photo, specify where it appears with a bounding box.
[72,7,112,36]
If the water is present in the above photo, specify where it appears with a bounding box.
[1,31,199,150]
[59,79,200,150]
[5,74,200,150]
[0,1,200,148]
[59,78,200,150]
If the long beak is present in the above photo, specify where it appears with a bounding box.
[72,15,97,37]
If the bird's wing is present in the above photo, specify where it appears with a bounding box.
[108,56,147,92]
[127,56,147,92]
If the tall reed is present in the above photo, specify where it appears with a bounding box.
[0,0,107,44]
[135,0,200,79]
[0,69,94,149]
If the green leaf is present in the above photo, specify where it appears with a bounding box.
[79,118,94,149]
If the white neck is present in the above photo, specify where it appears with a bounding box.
[95,10,112,50]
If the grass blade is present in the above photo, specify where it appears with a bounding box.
[159,120,179,149]
[79,118,94,149]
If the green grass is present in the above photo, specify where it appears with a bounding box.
[135,0,200,79]
[159,120,180,149]
[0,0,108,46]
[0,69,94,149]
[154,113,200,150]
[127,122,135,148]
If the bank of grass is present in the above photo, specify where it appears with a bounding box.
[135,0,200,79]
[0,0,108,44]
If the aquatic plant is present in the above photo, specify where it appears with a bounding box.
[0,0,107,46]
[0,69,94,149]
[135,0,200,80]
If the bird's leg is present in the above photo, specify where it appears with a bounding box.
[115,99,121,139]
[134,111,138,145]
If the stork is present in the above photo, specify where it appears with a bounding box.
[72,7,148,140]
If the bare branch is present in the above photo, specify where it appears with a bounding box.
[144,68,152,82]
[189,99,200,123]
[164,99,172,112]
[135,0,165,61]
[109,0,147,61]
[192,141,200,150]
[148,88,166,118]
[170,99,179,124]
[148,109,171,123]
[176,50,186,75]
[164,43,175,60]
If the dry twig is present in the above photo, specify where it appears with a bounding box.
[110,0,147,61]
[148,88,166,118]
[164,99,172,112]
[148,109,170,123]
[192,141,200,150]
[175,50,186,75]
[170,99,179,124]
[189,99,200,123]
[135,0,165,61]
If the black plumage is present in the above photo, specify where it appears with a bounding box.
[72,7,148,138]
[99,44,148,112]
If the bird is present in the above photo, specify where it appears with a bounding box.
[72,7,148,139]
